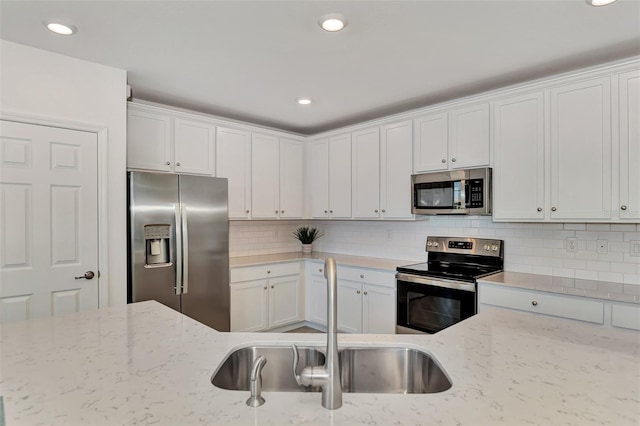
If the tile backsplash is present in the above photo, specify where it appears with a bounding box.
[230,218,640,285]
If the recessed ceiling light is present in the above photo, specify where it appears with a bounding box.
[44,21,77,36]
[586,0,617,6]
[297,98,312,105]
[318,14,347,32]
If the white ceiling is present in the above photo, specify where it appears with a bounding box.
[1,0,639,135]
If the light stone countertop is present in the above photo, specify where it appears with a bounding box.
[1,300,639,425]
[479,271,640,304]
[229,251,414,272]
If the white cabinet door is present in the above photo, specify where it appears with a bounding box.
[127,108,172,172]
[352,128,380,219]
[618,70,640,220]
[269,275,303,328]
[413,112,448,172]
[307,273,328,326]
[362,284,396,334]
[279,138,303,219]
[173,118,215,175]
[380,120,413,219]
[251,133,279,219]
[216,127,251,219]
[337,280,362,333]
[550,77,611,220]
[308,139,329,219]
[449,103,490,169]
[328,134,352,218]
[492,92,545,221]
[230,280,268,332]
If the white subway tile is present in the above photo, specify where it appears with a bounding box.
[610,224,637,232]
[575,270,599,280]
[564,223,586,231]
[598,271,624,282]
[531,266,553,275]
[597,231,624,241]
[552,268,575,278]
[610,262,638,274]
[623,274,640,285]
[586,224,610,231]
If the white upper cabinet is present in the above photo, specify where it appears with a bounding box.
[550,77,612,220]
[618,69,640,220]
[380,120,413,219]
[449,103,491,169]
[352,127,381,219]
[279,138,304,219]
[216,126,251,219]
[127,108,172,172]
[251,134,303,219]
[307,134,352,219]
[251,133,280,219]
[413,103,490,172]
[413,112,448,172]
[492,92,545,221]
[127,106,215,175]
[173,118,216,175]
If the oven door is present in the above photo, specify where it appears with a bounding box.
[396,273,476,334]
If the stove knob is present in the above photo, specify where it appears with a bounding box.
[484,244,490,251]
[427,241,433,247]
[433,242,439,248]
[491,245,499,252]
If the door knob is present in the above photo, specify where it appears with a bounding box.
[75,271,95,280]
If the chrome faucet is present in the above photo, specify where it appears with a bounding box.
[292,258,342,410]
[246,355,267,407]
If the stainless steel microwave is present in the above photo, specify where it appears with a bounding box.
[411,167,492,215]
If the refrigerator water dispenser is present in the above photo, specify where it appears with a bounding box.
[144,225,170,266]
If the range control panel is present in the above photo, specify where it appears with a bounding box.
[426,236,503,257]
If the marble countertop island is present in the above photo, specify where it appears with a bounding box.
[1,301,639,425]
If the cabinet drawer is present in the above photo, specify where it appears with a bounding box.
[611,303,640,331]
[231,262,301,283]
[479,284,604,324]
[337,266,395,288]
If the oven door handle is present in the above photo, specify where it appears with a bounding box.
[396,273,476,292]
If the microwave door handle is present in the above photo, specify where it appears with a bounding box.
[174,203,182,295]
[462,179,469,208]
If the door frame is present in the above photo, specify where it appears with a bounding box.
[1,111,110,309]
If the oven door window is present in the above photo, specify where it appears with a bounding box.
[397,281,476,334]
[414,181,465,210]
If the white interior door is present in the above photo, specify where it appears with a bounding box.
[0,120,99,322]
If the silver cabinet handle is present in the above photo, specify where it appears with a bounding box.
[165,161,171,166]
[181,204,189,294]
[176,162,181,166]
[451,158,457,162]
[174,203,182,295]
[621,205,628,211]
[74,271,95,280]
[551,207,557,212]
[356,290,361,294]
[537,207,543,212]
[441,159,446,163]
[532,300,538,306]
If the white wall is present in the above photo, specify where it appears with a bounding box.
[0,40,128,306]
[230,219,640,286]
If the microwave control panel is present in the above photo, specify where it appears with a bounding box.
[467,179,484,207]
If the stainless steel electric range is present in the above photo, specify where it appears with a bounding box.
[396,236,504,334]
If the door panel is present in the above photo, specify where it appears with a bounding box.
[0,120,98,322]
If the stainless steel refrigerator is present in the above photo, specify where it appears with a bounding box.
[127,171,230,331]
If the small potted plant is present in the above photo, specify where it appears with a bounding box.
[292,226,323,254]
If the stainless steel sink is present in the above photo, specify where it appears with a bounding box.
[211,346,325,392]
[211,345,451,394]
[338,347,451,394]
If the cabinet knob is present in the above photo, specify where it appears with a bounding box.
[176,162,181,166]
[364,291,368,295]
[356,290,361,294]
[271,285,274,289]
[441,159,446,163]
[621,205,628,211]
[319,269,323,273]
[246,210,250,214]
[374,209,379,213]
[267,270,271,274]
[537,207,543,212]
[329,210,333,214]
[324,210,328,214]
[275,210,279,214]
[451,158,457,162]
[381,209,386,213]
[360,274,364,279]
[166,161,171,166]
[551,207,557,212]
[281,210,284,214]
[531,300,538,306]
[263,286,267,290]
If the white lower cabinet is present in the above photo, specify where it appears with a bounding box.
[306,263,328,327]
[478,282,608,325]
[230,262,303,332]
[611,303,640,331]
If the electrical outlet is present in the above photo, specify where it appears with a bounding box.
[631,240,640,257]
[386,230,393,241]
[566,237,578,253]
[597,239,608,254]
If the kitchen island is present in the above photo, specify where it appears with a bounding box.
[1,301,638,425]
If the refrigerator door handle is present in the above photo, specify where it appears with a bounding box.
[174,203,183,295]
[181,204,189,294]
